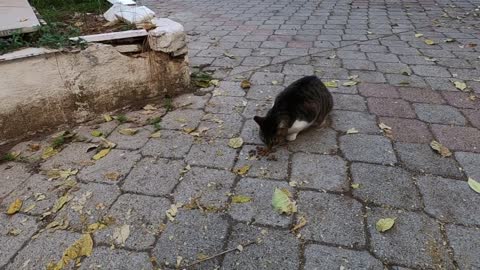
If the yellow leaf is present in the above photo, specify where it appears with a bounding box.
[23,204,36,213]
[90,130,103,137]
[85,222,107,233]
[99,137,116,149]
[47,169,78,180]
[183,127,195,134]
[378,123,392,130]
[430,140,452,157]
[233,165,250,176]
[7,198,22,215]
[93,148,110,160]
[150,131,161,138]
[113,225,130,245]
[324,80,338,88]
[272,188,297,215]
[42,147,59,160]
[210,79,220,86]
[346,128,359,134]
[351,183,360,189]
[468,178,480,194]
[271,80,278,85]
[228,137,244,149]
[8,228,22,236]
[104,171,120,181]
[103,114,113,122]
[232,195,252,203]
[453,81,467,91]
[415,33,424,38]
[52,195,71,213]
[424,39,436,45]
[291,216,307,232]
[342,81,358,86]
[119,128,138,136]
[166,203,182,222]
[48,234,93,270]
[240,80,251,89]
[376,218,395,232]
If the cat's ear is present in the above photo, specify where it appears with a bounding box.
[253,116,265,126]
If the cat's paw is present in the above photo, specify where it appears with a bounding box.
[286,133,298,141]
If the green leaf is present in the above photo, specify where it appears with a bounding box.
[376,217,395,232]
[342,81,358,87]
[424,39,436,45]
[324,80,338,88]
[232,195,252,203]
[468,178,480,194]
[272,188,297,215]
[91,130,103,137]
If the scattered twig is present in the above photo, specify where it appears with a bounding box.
[175,102,193,110]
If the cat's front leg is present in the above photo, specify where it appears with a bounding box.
[286,133,298,141]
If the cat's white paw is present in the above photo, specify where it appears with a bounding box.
[286,133,298,141]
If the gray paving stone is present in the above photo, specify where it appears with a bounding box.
[242,56,271,66]
[235,145,289,180]
[291,153,347,191]
[73,121,118,143]
[240,119,263,145]
[159,109,204,130]
[230,178,292,227]
[340,134,397,165]
[375,62,411,74]
[385,73,428,88]
[77,149,140,184]
[455,152,480,181]
[6,230,81,270]
[40,142,94,171]
[186,139,237,170]
[206,96,247,114]
[367,52,400,62]
[0,162,31,198]
[79,247,153,270]
[332,94,367,112]
[214,81,247,97]
[152,210,229,268]
[173,93,211,109]
[282,64,314,75]
[343,59,376,71]
[331,110,380,134]
[141,130,194,158]
[95,193,170,250]
[395,142,462,178]
[222,224,300,270]
[174,167,236,208]
[418,175,480,226]
[304,245,384,270]
[414,104,466,125]
[314,67,350,79]
[242,99,273,119]
[0,213,38,268]
[199,112,243,139]
[288,127,338,154]
[446,225,480,270]
[354,71,387,83]
[351,163,421,209]
[107,125,151,150]
[246,85,283,100]
[367,97,416,118]
[298,191,365,247]
[122,157,184,196]
[367,208,453,269]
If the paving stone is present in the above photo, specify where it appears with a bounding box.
[79,247,153,270]
[173,93,211,109]
[367,97,416,118]
[242,56,271,66]
[230,178,292,227]
[9,140,50,161]
[367,52,400,63]
[40,142,94,170]
[288,127,338,154]
[358,83,399,98]
[378,117,432,143]
[261,41,287,48]
[367,208,453,269]
[174,167,236,208]
[141,130,194,158]
[397,87,445,104]
[107,125,151,150]
[122,157,184,196]
[242,99,273,119]
[343,59,376,71]
[340,134,397,164]
[152,210,229,268]
[291,153,347,191]
[414,104,466,126]
[95,194,170,250]
[222,224,299,270]
[240,119,263,145]
[336,50,366,60]
[190,57,215,67]
[54,182,120,230]
[73,121,118,143]
[199,112,243,139]
[441,91,479,109]
[332,94,367,111]
[395,142,462,178]
[298,191,365,247]
[448,68,480,81]
[235,145,289,179]
[411,65,451,78]
[354,71,387,83]
[206,96,247,114]
[246,85,283,100]
[0,213,38,268]
[331,110,379,134]
[351,163,421,209]
[455,152,480,181]
[304,245,384,270]
[432,125,480,153]
[314,67,350,79]
[186,139,237,170]
[385,74,428,88]
[462,109,480,129]
[212,82,245,98]
[0,162,31,198]
[417,175,480,225]
[282,64,314,75]
[77,149,140,184]
[159,109,204,130]
[446,225,480,270]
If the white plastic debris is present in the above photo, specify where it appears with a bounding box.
[104,4,155,24]
[148,18,186,54]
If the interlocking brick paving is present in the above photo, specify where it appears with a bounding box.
[1,0,479,268]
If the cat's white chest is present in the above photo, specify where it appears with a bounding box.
[288,120,312,134]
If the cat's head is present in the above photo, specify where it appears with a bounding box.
[253,115,288,148]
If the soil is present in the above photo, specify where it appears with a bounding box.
[65,13,136,35]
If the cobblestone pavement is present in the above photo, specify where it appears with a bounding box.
[1,0,480,269]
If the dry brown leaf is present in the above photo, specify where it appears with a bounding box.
[104,172,121,181]
[7,198,23,215]
[240,80,251,89]
[113,225,130,245]
[233,165,250,176]
[291,216,307,232]
[430,140,452,157]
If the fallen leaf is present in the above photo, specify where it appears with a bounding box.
[42,147,59,160]
[424,57,438,62]
[236,245,244,252]
[176,256,183,268]
[210,79,220,86]
[232,195,252,203]
[401,69,412,76]
[465,43,477,48]
[86,222,107,233]
[376,218,395,232]
[414,33,424,38]
[444,38,456,43]
[468,178,480,194]
[103,114,113,122]
[183,127,195,134]
[233,165,250,176]
[271,80,278,85]
[166,203,182,221]
[104,172,120,181]
[424,39,436,45]
[35,193,46,201]
[93,148,110,160]
[8,228,22,236]
[28,143,41,152]
[228,137,244,149]
[119,128,138,136]
[7,199,22,215]
[272,188,297,215]
[240,80,251,89]
[143,104,157,110]
[99,137,116,149]
[223,52,236,59]
[378,123,392,131]
[48,234,93,270]
[90,130,103,137]
[430,140,452,157]
[351,183,360,189]
[453,81,467,91]
[291,216,307,232]
[45,218,69,231]
[346,128,359,134]
[47,168,78,180]
[342,81,358,86]
[52,195,72,213]
[348,75,359,80]
[113,225,130,245]
[288,181,298,187]
[324,80,338,88]
[23,204,36,213]
[150,131,161,138]
[176,117,187,123]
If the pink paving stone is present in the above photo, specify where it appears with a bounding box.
[287,41,313,48]
[397,87,446,104]
[432,125,480,153]
[379,117,433,143]
[462,109,480,129]
[367,97,416,118]
[358,83,399,98]
[441,92,479,109]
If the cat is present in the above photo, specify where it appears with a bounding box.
[253,75,333,148]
